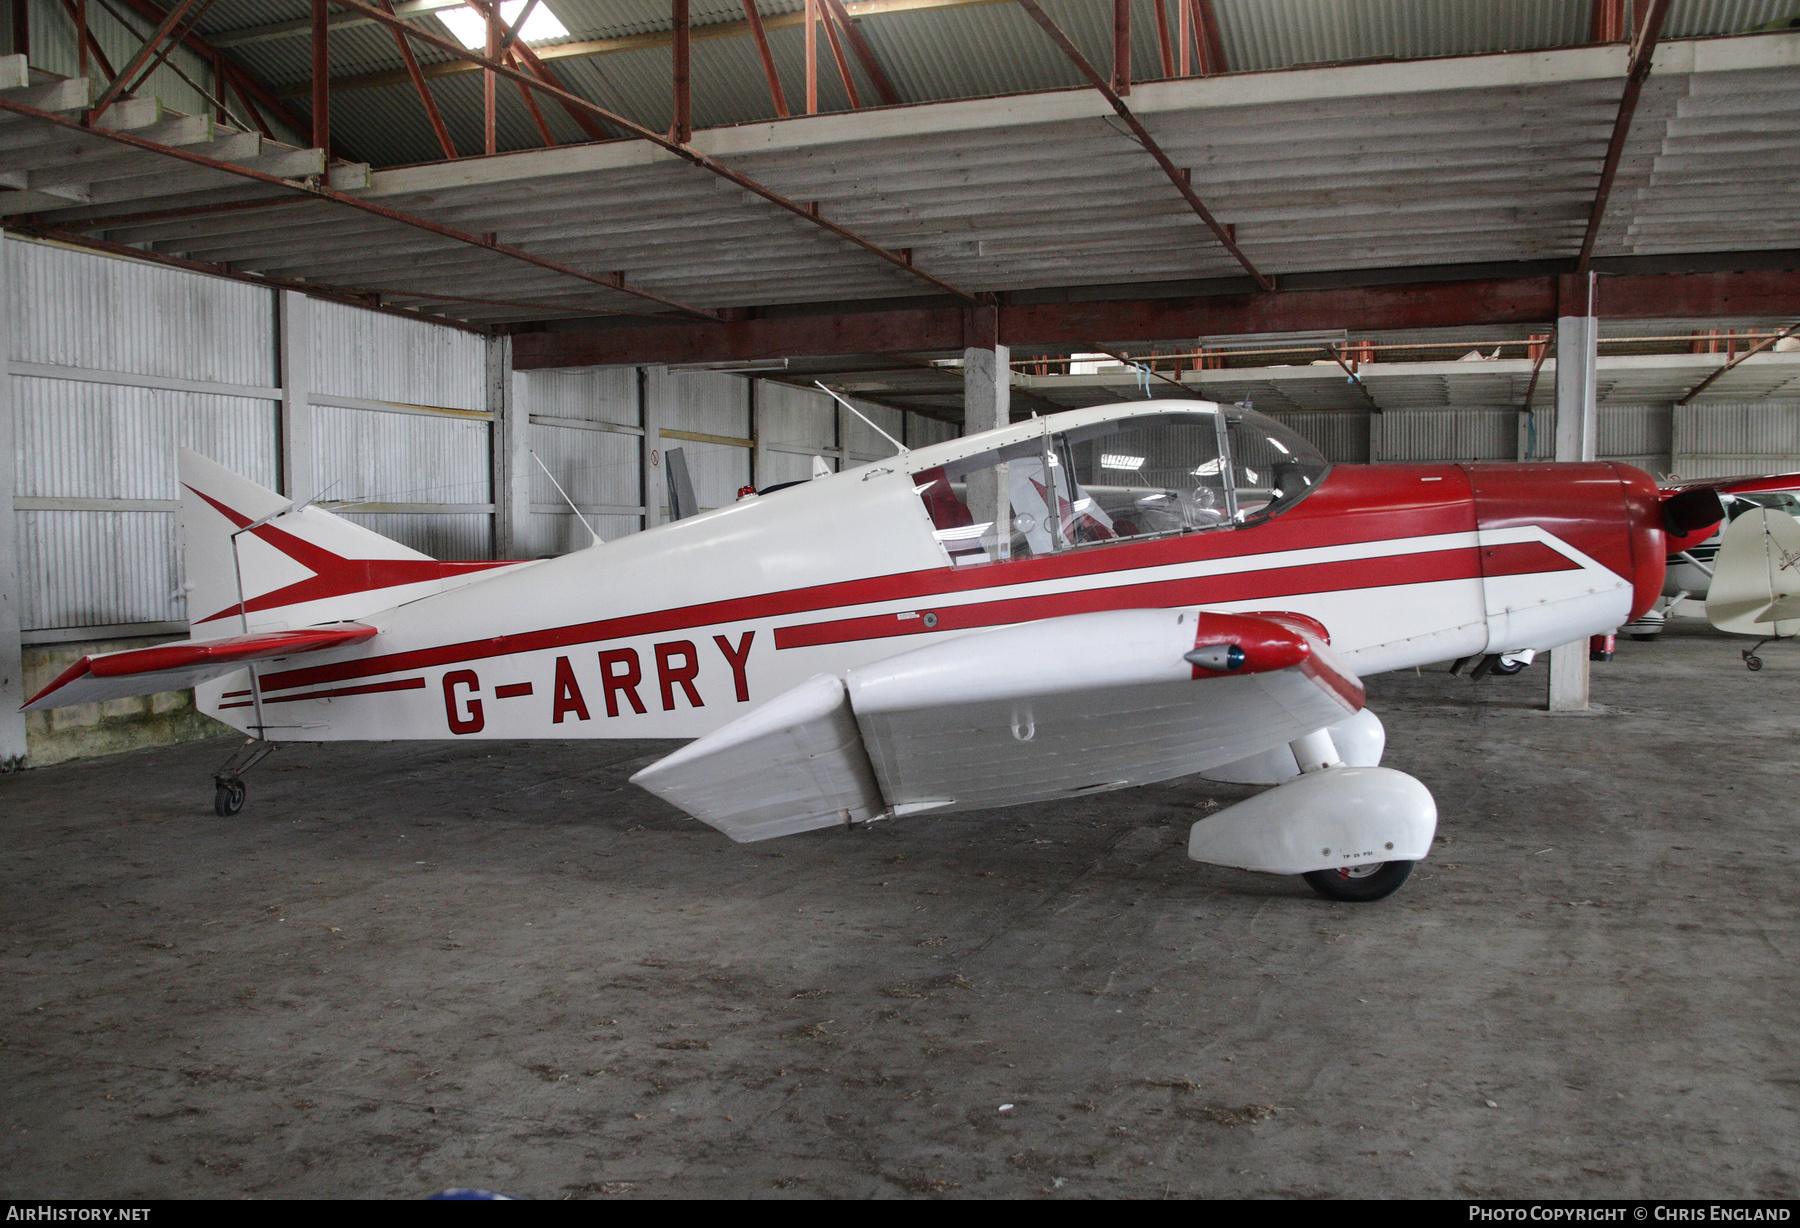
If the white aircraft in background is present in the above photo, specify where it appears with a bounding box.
[1624,476,1800,669]
[23,401,1730,903]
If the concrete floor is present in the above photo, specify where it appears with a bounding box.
[1,620,1796,1199]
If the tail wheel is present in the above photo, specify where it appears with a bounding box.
[1303,860,1413,902]
[1746,655,1764,672]
[214,779,246,817]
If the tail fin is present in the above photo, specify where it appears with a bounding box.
[178,449,513,639]
[1705,507,1800,637]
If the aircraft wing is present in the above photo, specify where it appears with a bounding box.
[21,624,377,712]
[632,609,1363,842]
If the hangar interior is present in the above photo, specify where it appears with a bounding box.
[2,0,1799,1200]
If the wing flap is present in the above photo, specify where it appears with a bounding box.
[629,674,885,843]
[21,624,377,712]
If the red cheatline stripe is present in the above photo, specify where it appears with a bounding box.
[255,522,1491,696]
[256,536,1576,695]
[773,542,1574,651]
[220,677,426,709]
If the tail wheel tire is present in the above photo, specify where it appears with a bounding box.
[1303,860,1414,902]
[214,780,246,817]
[1746,656,1763,672]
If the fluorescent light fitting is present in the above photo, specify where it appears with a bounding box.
[437,0,567,49]
[1101,454,1145,471]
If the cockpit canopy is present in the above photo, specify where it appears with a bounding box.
[912,405,1328,565]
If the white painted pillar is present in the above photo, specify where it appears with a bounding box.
[487,333,530,559]
[1549,273,1599,713]
[277,290,314,505]
[0,231,28,768]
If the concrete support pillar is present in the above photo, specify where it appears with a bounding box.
[963,305,1009,436]
[0,231,28,768]
[277,290,314,505]
[487,333,529,559]
[1554,276,1598,464]
[1549,272,1599,713]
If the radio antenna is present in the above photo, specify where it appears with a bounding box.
[814,381,907,456]
[530,451,601,547]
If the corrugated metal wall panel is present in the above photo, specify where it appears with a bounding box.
[334,513,493,562]
[524,367,639,426]
[1379,408,1519,462]
[1266,410,1369,463]
[755,449,818,488]
[653,369,751,440]
[527,420,641,510]
[906,414,961,447]
[1598,404,1672,475]
[7,238,275,386]
[843,400,906,464]
[14,379,278,498]
[521,513,645,558]
[517,366,645,556]
[16,510,181,630]
[311,404,491,508]
[308,300,486,410]
[1673,401,1800,479]
[756,381,837,451]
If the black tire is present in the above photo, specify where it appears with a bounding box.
[1630,633,1659,642]
[1746,656,1763,672]
[1303,860,1413,903]
[1489,657,1526,676]
[214,780,246,817]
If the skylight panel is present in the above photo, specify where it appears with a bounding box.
[437,0,568,50]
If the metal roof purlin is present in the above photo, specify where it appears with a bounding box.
[1012,0,1273,294]
[1575,0,1672,273]
[326,0,981,306]
[0,94,723,321]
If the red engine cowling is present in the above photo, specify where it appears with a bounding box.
[1462,462,1666,625]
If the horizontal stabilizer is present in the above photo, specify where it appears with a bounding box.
[630,674,885,842]
[1705,508,1800,637]
[22,624,376,712]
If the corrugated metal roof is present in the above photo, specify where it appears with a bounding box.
[9,16,1799,331]
[177,0,1800,168]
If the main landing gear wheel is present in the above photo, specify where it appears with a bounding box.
[1303,860,1414,903]
[213,779,247,817]
[1489,657,1526,676]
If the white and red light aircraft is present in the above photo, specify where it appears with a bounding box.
[23,401,1721,903]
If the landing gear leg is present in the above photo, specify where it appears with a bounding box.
[212,738,274,817]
